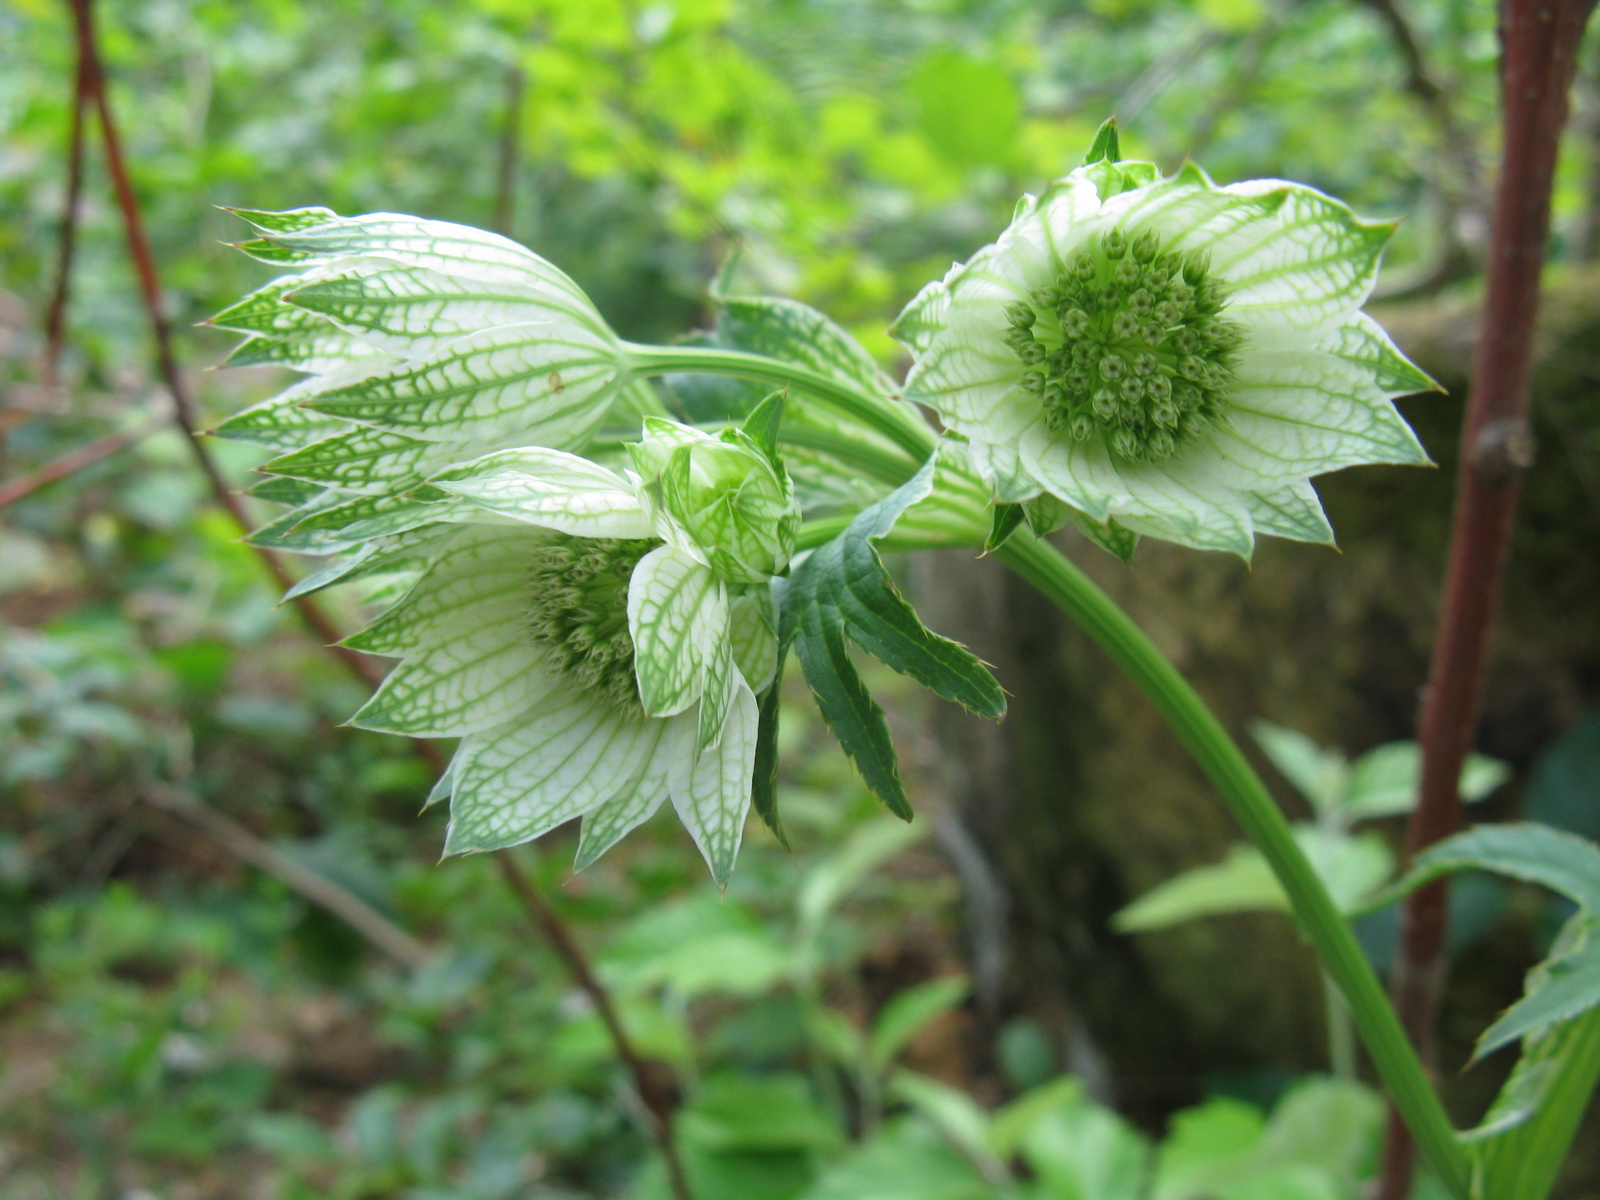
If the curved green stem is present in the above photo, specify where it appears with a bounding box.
[995,532,1470,1196]
[622,341,937,463]
[628,340,1469,1195]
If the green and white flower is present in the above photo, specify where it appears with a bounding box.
[345,408,798,881]
[893,153,1435,556]
[209,207,644,568]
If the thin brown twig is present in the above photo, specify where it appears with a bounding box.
[0,413,162,509]
[42,43,91,390]
[1376,0,1599,1193]
[495,852,693,1200]
[66,0,382,690]
[142,783,434,971]
[65,9,692,1192]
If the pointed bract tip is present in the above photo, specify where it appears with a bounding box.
[1082,117,1121,166]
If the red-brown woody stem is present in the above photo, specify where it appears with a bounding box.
[1378,0,1598,1194]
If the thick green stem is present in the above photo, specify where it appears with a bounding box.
[995,531,1469,1196]
[630,342,1469,1194]
[622,341,936,463]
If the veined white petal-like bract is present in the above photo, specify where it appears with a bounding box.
[895,157,1435,557]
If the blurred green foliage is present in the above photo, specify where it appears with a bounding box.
[2,0,1595,1196]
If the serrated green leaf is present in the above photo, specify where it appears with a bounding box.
[1372,823,1600,1059]
[750,649,787,847]
[779,451,1004,814]
[1383,823,1600,916]
[1478,937,1600,1059]
[1468,1006,1600,1200]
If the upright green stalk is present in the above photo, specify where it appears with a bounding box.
[632,343,1470,1196]
[995,532,1468,1194]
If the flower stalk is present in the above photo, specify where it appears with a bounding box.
[635,346,1472,1196]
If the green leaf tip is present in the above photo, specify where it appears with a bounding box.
[1082,117,1121,165]
[984,503,1026,554]
[742,389,787,468]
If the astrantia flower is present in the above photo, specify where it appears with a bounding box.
[344,412,797,881]
[893,155,1435,556]
[209,207,645,575]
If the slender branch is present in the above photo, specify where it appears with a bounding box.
[42,42,92,389]
[142,783,433,971]
[495,852,694,1200]
[66,0,382,691]
[493,65,525,238]
[1376,0,1598,1194]
[0,414,162,509]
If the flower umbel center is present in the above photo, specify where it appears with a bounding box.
[526,534,659,712]
[1005,228,1246,463]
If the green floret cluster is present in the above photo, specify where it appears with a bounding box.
[526,534,660,711]
[1004,227,1247,464]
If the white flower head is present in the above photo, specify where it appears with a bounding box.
[210,207,644,553]
[894,152,1435,557]
[347,411,797,882]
